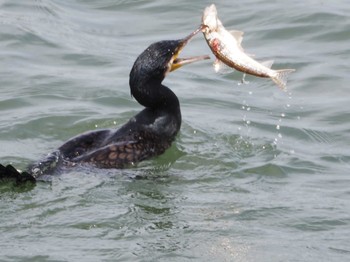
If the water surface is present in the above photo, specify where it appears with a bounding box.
[1,0,350,261]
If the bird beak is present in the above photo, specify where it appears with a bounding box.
[170,25,210,72]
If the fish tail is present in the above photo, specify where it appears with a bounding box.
[0,163,36,186]
[271,69,296,90]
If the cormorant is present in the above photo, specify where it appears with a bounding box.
[0,26,209,185]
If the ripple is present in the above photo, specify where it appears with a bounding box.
[1,0,350,261]
[291,217,349,232]
[34,0,60,18]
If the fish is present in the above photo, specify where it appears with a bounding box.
[201,4,295,90]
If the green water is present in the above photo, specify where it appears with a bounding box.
[1,0,350,261]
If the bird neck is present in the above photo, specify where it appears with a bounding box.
[130,73,180,113]
[129,75,182,138]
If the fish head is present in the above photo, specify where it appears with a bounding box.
[202,4,219,32]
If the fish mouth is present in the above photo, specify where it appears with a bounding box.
[169,25,210,72]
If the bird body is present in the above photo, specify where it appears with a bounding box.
[0,27,209,184]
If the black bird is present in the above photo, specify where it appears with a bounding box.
[0,27,209,185]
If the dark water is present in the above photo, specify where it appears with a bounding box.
[1,0,350,261]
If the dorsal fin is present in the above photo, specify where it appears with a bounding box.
[229,30,244,45]
[261,60,274,69]
[229,30,244,52]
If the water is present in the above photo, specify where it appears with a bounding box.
[1,0,350,261]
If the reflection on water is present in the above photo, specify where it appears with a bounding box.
[1,0,350,261]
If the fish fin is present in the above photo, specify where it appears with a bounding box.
[229,30,244,51]
[261,60,274,69]
[229,31,255,56]
[230,30,244,44]
[271,69,296,90]
[241,73,249,84]
[213,58,233,73]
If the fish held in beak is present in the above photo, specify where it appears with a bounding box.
[169,25,210,72]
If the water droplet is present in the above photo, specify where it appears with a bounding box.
[276,125,280,130]
[281,113,285,117]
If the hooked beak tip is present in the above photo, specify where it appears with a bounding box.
[169,26,211,73]
[182,24,208,43]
